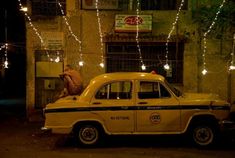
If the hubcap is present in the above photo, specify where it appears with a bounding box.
[194,127,213,145]
[80,127,97,144]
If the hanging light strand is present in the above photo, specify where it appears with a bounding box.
[229,33,235,70]
[57,1,83,66]
[18,0,50,59]
[165,0,185,70]
[3,43,8,68]
[136,0,145,71]
[0,44,6,51]
[202,0,226,75]
[95,0,105,68]
[0,44,8,68]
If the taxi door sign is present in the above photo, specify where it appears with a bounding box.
[150,113,161,124]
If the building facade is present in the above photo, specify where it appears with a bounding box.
[24,0,235,119]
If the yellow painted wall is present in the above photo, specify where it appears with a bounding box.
[25,0,235,117]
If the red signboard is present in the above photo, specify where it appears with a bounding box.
[115,14,152,32]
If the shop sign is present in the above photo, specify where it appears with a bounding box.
[41,32,64,50]
[115,14,152,32]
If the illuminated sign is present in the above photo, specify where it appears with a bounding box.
[115,14,152,32]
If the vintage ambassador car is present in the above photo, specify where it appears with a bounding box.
[42,72,233,147]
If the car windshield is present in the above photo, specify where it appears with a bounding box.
[164,80,183,97]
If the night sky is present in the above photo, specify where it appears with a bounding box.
[0,0,26,98]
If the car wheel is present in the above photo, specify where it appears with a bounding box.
[76,124,100,146]
[191,124,217,147]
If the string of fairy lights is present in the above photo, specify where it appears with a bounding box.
[136,0,146,71]
[0,44,5,51]
[202,0,226,75]
[95,0,105,68]
[18,0,51,60]
[165,0,185,70]
[230,33,235,70]
[1,8,9,68]
[4,43,8,68]
[0,43,8,68]
[11,0,234,74]
[57,1,83,66]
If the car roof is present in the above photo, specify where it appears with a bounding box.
[91,72,166,83]
[80,72,167,102]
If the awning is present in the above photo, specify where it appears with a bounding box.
[104,34,187,43]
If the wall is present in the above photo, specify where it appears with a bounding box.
[25,0,235,118]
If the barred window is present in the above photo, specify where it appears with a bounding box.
[106,42,184,84]
[80,0,187,11]
[31,0,66,16]
[118,0,188,10]
[140,0,188,10]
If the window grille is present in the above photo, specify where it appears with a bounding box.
[106,42,183,84]
[31,0,66,16]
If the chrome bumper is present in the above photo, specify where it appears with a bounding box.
[41,126,52,132]
[220,120,235,130]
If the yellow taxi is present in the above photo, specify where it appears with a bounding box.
[42,72,233,147]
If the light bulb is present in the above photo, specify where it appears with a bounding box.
[20,7,28,12]
[55,57,60,63]
[202,69,207,75]
[141,64,146,70]
[4,60,8,68]
[164,63,170,70]
[100,62,104,68]
[229,65,235,70]
[79,61,84,66]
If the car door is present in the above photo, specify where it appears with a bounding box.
[135,80,181,133]
[90,80,135,134]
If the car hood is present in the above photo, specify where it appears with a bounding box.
[179,92,230,107]
[182,93,220,101]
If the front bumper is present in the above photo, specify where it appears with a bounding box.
[41,126,52,132]
[220,120,235,131]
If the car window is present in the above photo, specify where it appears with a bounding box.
[159,83,171,98]
[95,81,132,99]
[138,81,171,99]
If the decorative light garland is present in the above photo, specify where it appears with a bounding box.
[18,0,56,62]
[54,51,61,63]
[0,44,6,51]
[202,0,226,75]
[3,43,8,68]
[165,0,185,70]
[136,0,145,71]
[58,1,83,66]
[0,44,8,68]
[229,33,235,70]
[95,0,105,68]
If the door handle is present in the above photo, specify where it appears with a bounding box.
[92,102,101,105]
[138,102,147,104]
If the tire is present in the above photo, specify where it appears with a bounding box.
[75,124,101,147]
[191,124,217,147]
